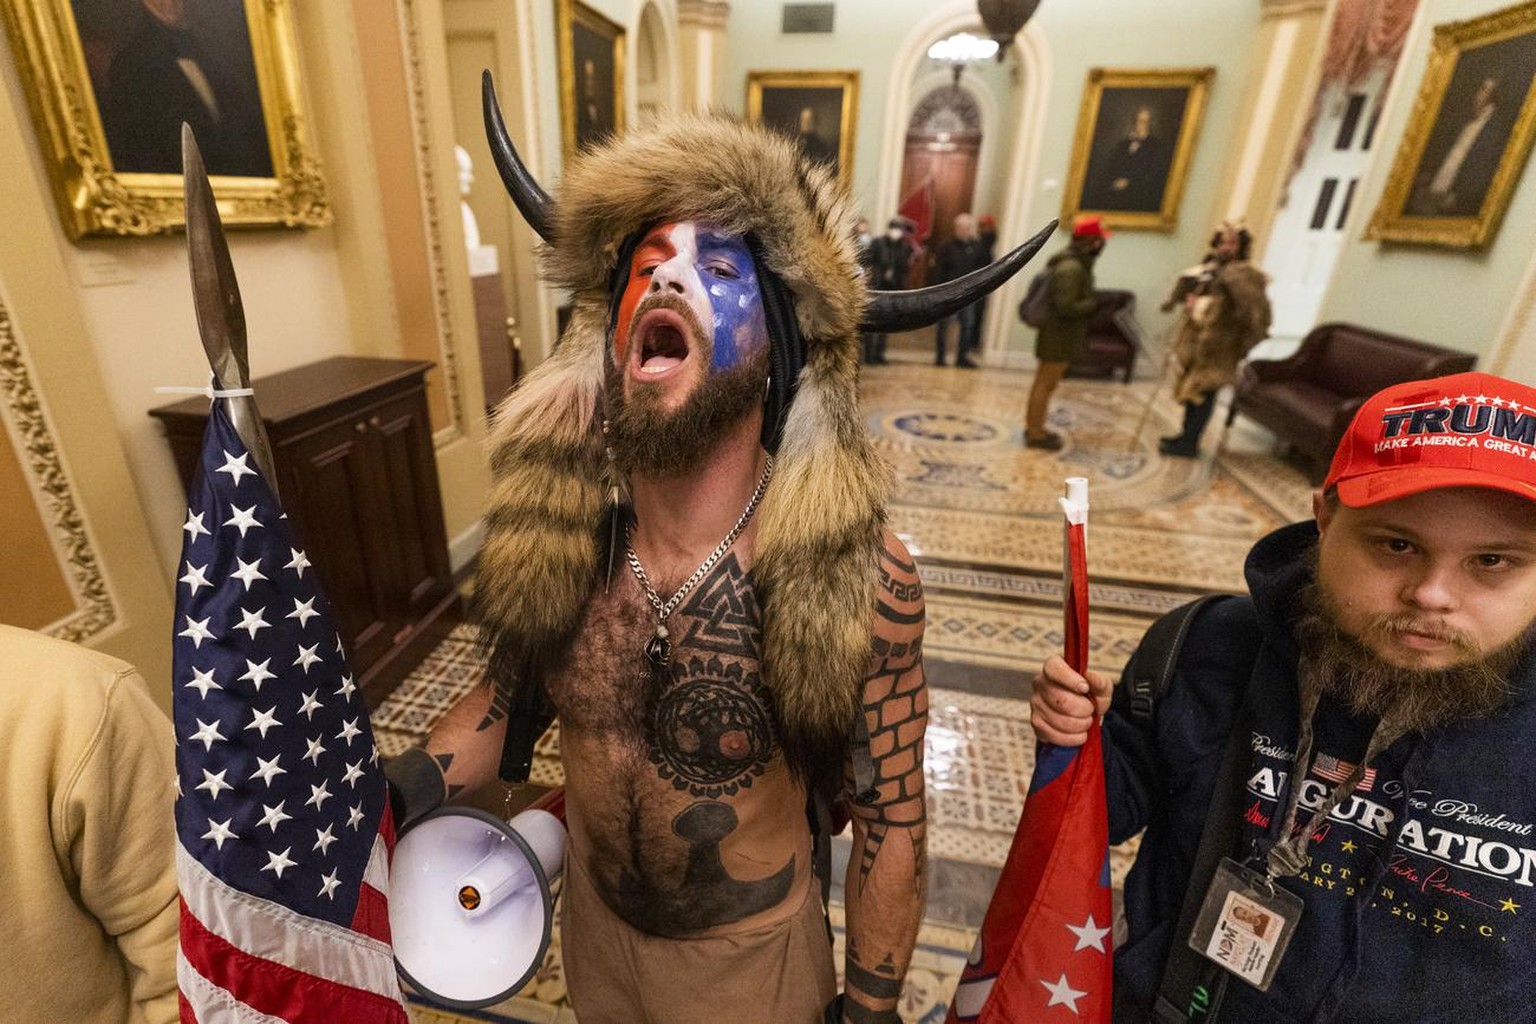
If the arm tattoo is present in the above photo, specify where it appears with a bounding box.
[475,677,513,731]
[853,543,928,895]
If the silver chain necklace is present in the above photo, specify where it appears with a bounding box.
[625,455,775,669]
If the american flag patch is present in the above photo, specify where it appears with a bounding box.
[1313,752,1374,792]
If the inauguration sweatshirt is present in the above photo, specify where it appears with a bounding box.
[1106,521,1536,1022]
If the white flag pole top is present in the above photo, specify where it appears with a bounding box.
[1059,476,1089,527]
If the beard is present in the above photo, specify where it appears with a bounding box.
[1295,568,1533,736]
[606,294,768,478]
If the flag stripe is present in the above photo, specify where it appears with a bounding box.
[178,950,290,1024]
[178,845,400,1000]
[181,903,408,1023]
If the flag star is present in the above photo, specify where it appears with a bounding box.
[249,753,286,786]
[1067,913,1110,953]
[215,450,256,485]
[347,804,365,831]
[342,760,365,788]
[314,824,338,855]
[261,847,297,879]
[1039,972,1088,1013]
[246,706,282,739]
[370,744,380,767]
[286,597,320,628]
[257,802,293,832]
[1456,394,1471,404]
[234,606,271,639]
[240,658,277,692]
[195,768,233,800]
[1490,396,1506,409]
[335,675,357,700]
[318,869,342,900]
[202,818,238,850]
[285,548,311,578]
[337,718,362,745]
[335,633,344,654]
[184,666,222,699]
[183,508,211,540]
[293,643,323,674]
[179,615,215,648]
[304,735,328,766]
[1475,393,1489,404]
[189,718,226,751]
[306,781,333,811]
[298,691,323,720]
[180,562,213,594]
[224,504,262,538]
[230,557,267,591]
[1438,397,1453,407]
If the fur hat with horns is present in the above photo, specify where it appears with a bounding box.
[475,75,1052,789]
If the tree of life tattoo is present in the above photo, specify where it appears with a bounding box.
[645,555,779,799]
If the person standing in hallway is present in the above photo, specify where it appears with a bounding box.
[933,213,992,368]
[1023,215,1108,450]
[1159,222,1271,458]
[864,218,913,365]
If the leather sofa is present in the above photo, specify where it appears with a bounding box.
[1067,289,1140,382]
[1228,321,1476,481]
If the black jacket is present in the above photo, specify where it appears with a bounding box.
[1108,521,1536,1022]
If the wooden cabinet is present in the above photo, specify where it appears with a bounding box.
[151,357,459,706]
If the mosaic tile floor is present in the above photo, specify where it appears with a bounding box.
[385,363,1315,1023]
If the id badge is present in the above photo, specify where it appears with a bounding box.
[1186,857,1303,991]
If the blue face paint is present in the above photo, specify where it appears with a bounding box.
[694,229,767,372]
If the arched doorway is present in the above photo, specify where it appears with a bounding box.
[635,2,673,122]
[900,85,982,286]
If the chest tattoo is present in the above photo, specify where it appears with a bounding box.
[646,555,778,799]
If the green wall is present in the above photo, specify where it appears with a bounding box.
[1319,0,1536,367]
[719,0,1266,360]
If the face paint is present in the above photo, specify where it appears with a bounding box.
[612,221,768,375]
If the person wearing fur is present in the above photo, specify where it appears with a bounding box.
[383,102,1047,1023]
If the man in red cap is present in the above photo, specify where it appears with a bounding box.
[1030,371,1536,1019]
[1023,215,1109,449]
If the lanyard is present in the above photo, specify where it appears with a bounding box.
[1264,682,1406,882]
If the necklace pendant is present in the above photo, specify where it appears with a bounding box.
[644,624,671,668]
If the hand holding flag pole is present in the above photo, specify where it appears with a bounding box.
[946,477,1112,1023]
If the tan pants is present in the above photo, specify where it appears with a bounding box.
[1026,360,1070,436]
[560,853,836,1024]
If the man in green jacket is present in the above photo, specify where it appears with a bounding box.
[1024,215,1107,450]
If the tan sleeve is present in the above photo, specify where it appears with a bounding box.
[56,668,179,1024]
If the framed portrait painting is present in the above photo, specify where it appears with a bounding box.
[1062,67,1214,232]
[747,70,859,193]
[557,0,625,159]
[0,0,329,239]
[1367,2,1536,248]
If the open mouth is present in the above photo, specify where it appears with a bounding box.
[634,308,692,376]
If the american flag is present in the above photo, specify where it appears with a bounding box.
[1313,753,1375,792]
[948,481,1112,1022]
[172,401,408,1023]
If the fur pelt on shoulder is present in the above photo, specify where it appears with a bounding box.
[475,112,891,791]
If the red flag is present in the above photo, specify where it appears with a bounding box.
[898,178,935,246]
[948,479,1113,1022]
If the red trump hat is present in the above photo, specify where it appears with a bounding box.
[1323,371,1536,508]
[1071,215,1111,240]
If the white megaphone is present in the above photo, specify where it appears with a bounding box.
[390,788,567,1008]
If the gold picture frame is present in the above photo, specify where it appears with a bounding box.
[1366,2,1536,249]
[0,0,329,240]
[746,70,859,194]
[557,0,625,160]
[1062,67,1214,232]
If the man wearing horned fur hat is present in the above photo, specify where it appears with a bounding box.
[385,90,1048,1023]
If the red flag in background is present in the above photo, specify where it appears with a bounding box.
[948,479,1113,1023]
[898,177,935,249]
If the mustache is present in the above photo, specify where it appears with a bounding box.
[625,293,711,358]
[1359,613,1479,656]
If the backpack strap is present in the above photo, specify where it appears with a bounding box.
[1124,594,1226,726]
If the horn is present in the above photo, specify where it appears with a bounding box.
[860,219,1058,334]
[482,70,554,242]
